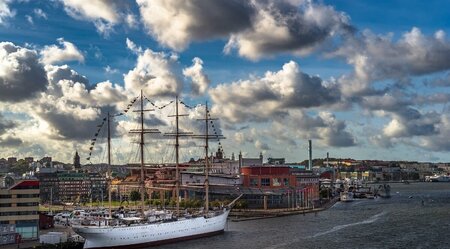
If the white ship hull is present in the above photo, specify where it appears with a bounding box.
[72,209,230,249]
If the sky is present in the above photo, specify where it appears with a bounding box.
[1,0,450,164]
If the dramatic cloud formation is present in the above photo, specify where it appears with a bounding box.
[0,42,48,102]
[40,38,84,65]
[335,28,450,96]
[2,1,450,162]
[269,110,356,148]
[225,0,352,60]
[137,0,351,60]
[210,61,340,123]
[137,0,254,51]
[420,112,450,151]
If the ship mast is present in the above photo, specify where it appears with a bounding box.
[107,112,112,218]
[192,102,224,214]
[204,102,210,213]
[129,90,161,216]
[139,90,146,216]
[165,96,191,217]
[175,96,180,216]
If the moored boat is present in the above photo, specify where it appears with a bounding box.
[71,93,241,248]
[425,175,450,182]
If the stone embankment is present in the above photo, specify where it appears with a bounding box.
[230,197,339,221]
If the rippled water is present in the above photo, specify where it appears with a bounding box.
[153,183,450,249]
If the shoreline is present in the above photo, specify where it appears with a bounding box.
[230,197,339,222]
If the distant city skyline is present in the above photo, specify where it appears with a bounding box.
[1,1,450,163]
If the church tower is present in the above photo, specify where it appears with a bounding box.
[73,151,81,171]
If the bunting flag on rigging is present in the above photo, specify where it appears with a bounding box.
[144,97,174,109]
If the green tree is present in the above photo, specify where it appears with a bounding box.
[129,190,141,206]
[11,159,30,175]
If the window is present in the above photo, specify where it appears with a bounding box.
[0,195,12,199]
[17,202,39,207]
[17,194,39,198]
[283,178,289,186]
[250,178,259,187]
[261,178,270,186]
[272,178,281,187]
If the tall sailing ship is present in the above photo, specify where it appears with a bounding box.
[71,91,241,249]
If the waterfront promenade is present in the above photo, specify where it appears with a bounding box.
[231,197,339,221]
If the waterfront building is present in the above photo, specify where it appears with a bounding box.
[36,170,59,204]
[239,151,264,168]
[267,158,285,165]
[37,171,106,204]
[0,180,40,241]
[240,165,320,209]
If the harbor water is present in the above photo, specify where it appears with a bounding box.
[154,182,450,249]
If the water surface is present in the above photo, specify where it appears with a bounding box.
[154,183,450,249]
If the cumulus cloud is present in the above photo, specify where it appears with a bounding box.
[6,63,126,142]
[0,0,15,25]
[270,110,355,147]
[137,0,351,59]
[225,0,352,60]
[317,112,355,147]
[335,28,450,96]
[137,0,254,51]
[0,42,48,102]
[124,48,183,97]
[419,113,450,151]
[183,57,210,95]
[61,0,134,36]
[210,60,340,123]
[40,38,84,65]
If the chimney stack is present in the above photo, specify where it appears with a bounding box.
[308,140,312,170]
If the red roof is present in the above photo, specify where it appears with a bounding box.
[11,180,39,189]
